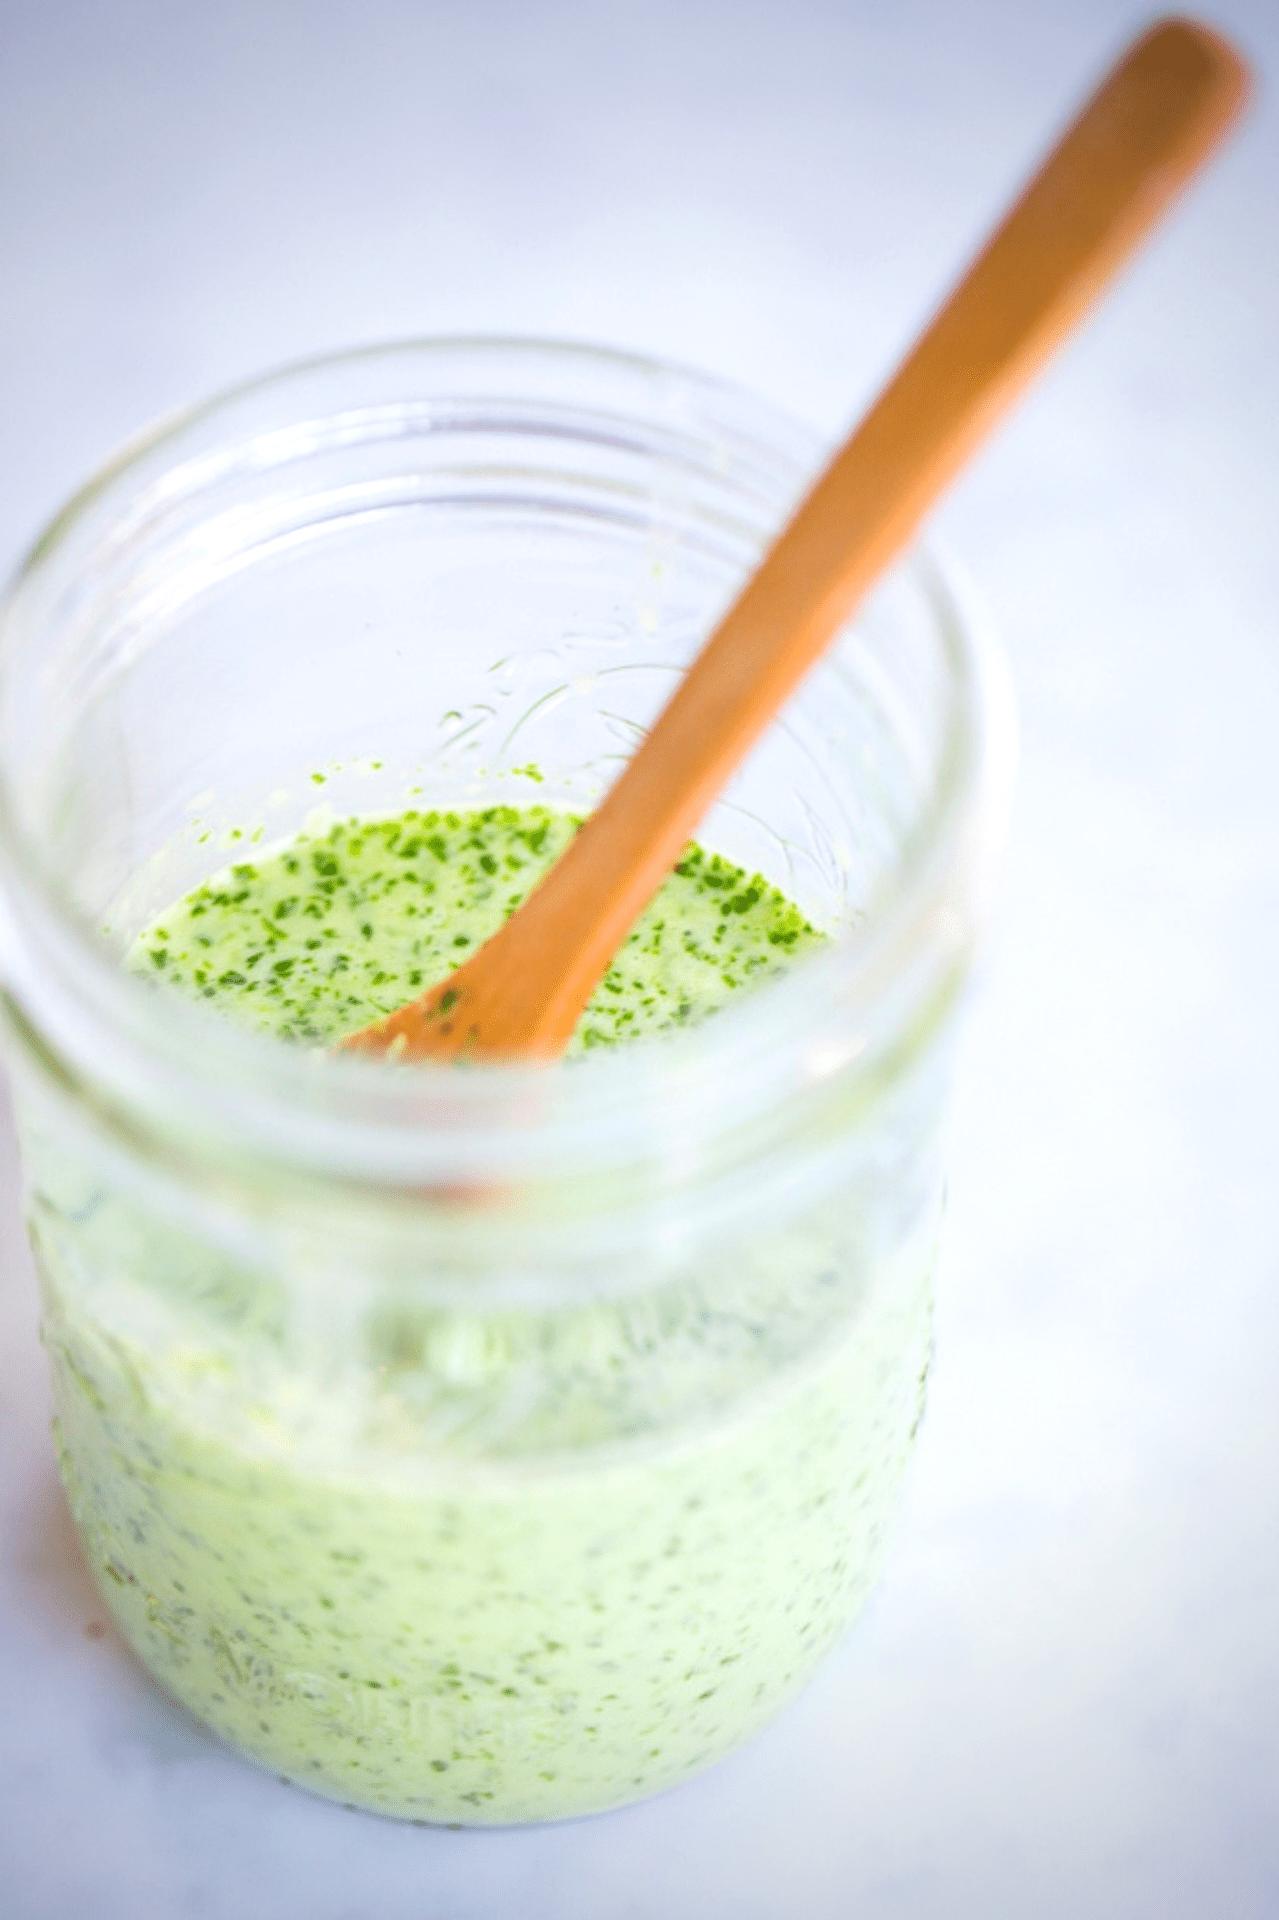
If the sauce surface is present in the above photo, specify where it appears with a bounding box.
[135,804,819,1052]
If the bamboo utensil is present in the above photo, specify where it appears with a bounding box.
[342,18,1248,1065]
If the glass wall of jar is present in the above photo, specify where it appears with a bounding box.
[0,340,1014,1823]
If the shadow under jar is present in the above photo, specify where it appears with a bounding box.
[0,339,1014,1823]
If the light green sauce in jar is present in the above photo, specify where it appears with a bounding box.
[33,805,935,1823]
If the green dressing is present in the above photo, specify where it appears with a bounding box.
[33,805,934,1823]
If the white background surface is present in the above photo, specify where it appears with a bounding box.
[1,2,1277,1915]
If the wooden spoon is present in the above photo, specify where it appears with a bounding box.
[342,17,1247,1065]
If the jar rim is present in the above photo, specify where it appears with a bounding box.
[0,335,1016,1191]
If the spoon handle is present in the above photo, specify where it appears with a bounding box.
[488,18,1248,1051]
[343,18,1248,1062]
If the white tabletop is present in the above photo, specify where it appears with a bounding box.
[2,3,1277,1915]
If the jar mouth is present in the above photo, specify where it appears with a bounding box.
[0,336,1016,1190]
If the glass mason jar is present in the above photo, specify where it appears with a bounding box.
[0,340,1013,1825]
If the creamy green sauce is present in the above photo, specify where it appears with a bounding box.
[31,805,934,1823]
[134,804,817,1052]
